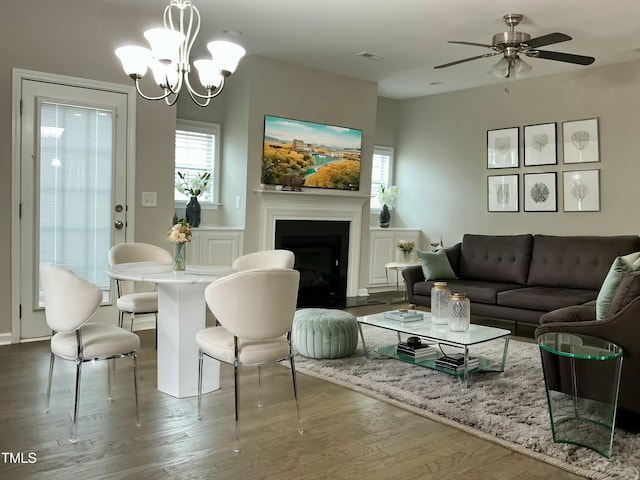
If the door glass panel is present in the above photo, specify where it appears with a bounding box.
[38,102,113,306]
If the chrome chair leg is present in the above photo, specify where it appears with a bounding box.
[133,354,140,427]
[233,362,240,453]
[289,355,304,434]
[107,359,113,402]
[257,366,263,408]
[45,353,55,413]
[71,360,83,444]
[197,350,204,420]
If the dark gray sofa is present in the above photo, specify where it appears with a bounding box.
[402,234,640,327]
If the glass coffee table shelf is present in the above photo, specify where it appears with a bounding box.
[376,344,493,376]
[357,311,510,387]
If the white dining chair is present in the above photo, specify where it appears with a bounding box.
[232,249,295,271]
[231,248,296,404]
[108,242,173,333]
[41,264,140,443]
[196,268,302,453]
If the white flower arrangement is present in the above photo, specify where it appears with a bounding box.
[175,171,211,197]
[378,185,398,207]
[166,220,192,243]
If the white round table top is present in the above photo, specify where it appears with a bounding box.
[385,261,419,270]
[107,262,236,284]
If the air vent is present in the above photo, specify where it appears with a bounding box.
[357,52,384,61]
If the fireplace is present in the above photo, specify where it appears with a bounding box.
[275,220,349,308]
[255,188,368,300]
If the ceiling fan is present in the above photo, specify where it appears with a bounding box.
[434,13,595,78]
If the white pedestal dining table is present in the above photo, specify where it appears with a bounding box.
[107,262,236,398]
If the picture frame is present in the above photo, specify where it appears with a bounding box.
[563,169,600,212]
[523,172,557,212]
[524,123,557,166]
[487,174,519,212]
[487,127,519,169]
[562,118,599,164]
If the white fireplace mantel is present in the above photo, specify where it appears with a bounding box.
[254,189,369,297]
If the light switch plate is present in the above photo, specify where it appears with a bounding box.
[141,192,157,207]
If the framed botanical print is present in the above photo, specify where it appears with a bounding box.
[524,123,557,166]
[523,172,557,212]
[562,118,599,164]
[487,127,519,169]
[487,174,519,212]
[563,169,600,212]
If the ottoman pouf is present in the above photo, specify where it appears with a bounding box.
[292,308,358,359]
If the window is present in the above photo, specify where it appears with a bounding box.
[174,119,220,207]
[370,145,394,211]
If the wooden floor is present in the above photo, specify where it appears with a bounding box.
[0,295,585,480]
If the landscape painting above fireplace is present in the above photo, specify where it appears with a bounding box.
[261,115,362,191]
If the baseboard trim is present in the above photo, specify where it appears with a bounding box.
[0,332,13,345]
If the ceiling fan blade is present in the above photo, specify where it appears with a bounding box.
[528,50,595,65]
[434,52,500,69]
[448,40,495,49]
[526,32,571,49]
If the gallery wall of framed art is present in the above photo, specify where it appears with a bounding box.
[486,118,600,213]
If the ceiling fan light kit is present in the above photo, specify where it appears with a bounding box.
[435,13,595,79]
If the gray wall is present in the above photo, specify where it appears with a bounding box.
[4,0,639,338]
[387,60,640,248]
[2,0,177,336]
[1,0,378,337]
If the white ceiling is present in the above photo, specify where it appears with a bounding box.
[103,0,640,99]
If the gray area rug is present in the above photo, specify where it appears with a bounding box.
[293,325,640,480]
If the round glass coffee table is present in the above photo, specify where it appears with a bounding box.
[537,332,623,458]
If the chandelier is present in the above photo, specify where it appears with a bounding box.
[115,0,245,107]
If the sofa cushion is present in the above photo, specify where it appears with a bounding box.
[498,287,598,312]
[527,235,640,290]
[414,279,524,305]
[458,234,533,285]
[416,249,457,280]
[596,253,640,320]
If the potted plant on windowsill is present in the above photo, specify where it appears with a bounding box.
[175,171,211,228]
[378,185,398,228]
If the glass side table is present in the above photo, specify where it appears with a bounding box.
[537,332,623,458]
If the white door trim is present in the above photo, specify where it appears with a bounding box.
[11,68,137,344]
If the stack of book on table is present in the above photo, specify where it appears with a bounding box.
[384,310,424,322]
[435,353,479,372]
[396,342,437,359]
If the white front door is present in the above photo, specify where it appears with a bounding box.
[18,76,132,339]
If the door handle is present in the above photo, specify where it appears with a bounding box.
[114,220,124,230]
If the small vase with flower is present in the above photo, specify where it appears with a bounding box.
[166,219,192,270]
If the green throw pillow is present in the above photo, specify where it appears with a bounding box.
[416,249,457,280]
[596,252,640,320]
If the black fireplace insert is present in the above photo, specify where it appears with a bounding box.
[275,220,349,308]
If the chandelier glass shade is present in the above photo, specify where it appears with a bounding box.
[115,0,245,107]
